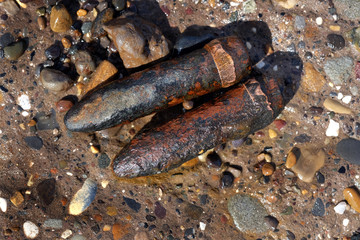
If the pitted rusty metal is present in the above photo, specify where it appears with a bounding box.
[65,36,250,132]
[113,76,288,178]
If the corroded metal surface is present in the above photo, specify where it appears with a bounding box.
[113,75,295,178]
[64,36,250,132]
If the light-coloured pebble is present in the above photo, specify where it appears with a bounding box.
[268,129,277,139]
[326,119,339,137]
[316,17,323,25]
[334,201,347,214]
[0,197,7,212]
[200,222,206,231]
[291,148,325,182]
[323,98,352,114]
[23,221,39,239]
[343,218,349,227]
[61,229,73,239]
[17,94,31,110]
[343,187,360,213]
[342,95,351,104]
[69,178,97,215]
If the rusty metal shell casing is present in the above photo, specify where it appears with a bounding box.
[64,36,250,132]
[113,76,293,178]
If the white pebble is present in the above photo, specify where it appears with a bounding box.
[0,197,7,212]
[326,119,339,137]
[22,111,29,117]
[316,17,323,25]
[23,221,39,239]
[61,229,73,239]
[337,92,343,100]
[343,218,349,226]
[17,94,31,110]
[334,201,347,214]
[342,95,351,104]
[200,221,206,231]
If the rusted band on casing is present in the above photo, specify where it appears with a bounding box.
[204,39,236,88]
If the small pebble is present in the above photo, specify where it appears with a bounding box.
[56,99,74,112]
[112,0,126,11]
[23,221,39,239]
[274,119,286,131]
[327,34,345,50]
[291,147,325,182]
[286,149,297,168]
[40,68,73,92]
[206,152,222,168]
[61,229,73,239]
[268,129,277,138]
[316,17,323,25]
[264,215,279,230]
[0,33,14,48]
[134,231,149,240]
[69,179,97,215]
[316,172,325,184]
[221,171,234,188]
[334,201,347,214]
[262,163,274,176]
[324,56,353,85]
[45,44,61,60]
[37,16,46,30]
[286,230,296,240]
[4,40,26,60]
[43,219,63,229]
[183,99,193,110]
[343,187,360,213]
[342,95,351,104]
[61,38,71,49]
[50,4,73,33]
[90,145,100,154]
[336,138,360,165]
[0,197,7,212]
[98,153,111,168]
[123,196,141,212]
[343,218,349,227]
[24,136,43,150]
[326,119,340,137]
[77,9,87,17]
[37,178,56,205]
[312,198,325,216]
[323,98,352,114]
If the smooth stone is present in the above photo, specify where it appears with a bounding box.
[123,196,141,212]
[83,0,99,11]
[50,4,73,33]
[174,26,217,54]
[82,60,117,94]
[326,119,340,137]
[134,231,149,240]
[91,8,114,38]
[154,201,166,219]
[4,41,26,60]
[294,15,305,30]
[346,27,360,52]
[24,136,43,150]
[0,197,7,212]
[35,110,59,130]
[43,219,63,229]
[228,194,269,233]
[56,99,74,112]
[112,222,130,240]
[36,178,56,205]
[316,172,325,184]
[112,0,126,11]
[103,14,170,68]
[70,235,86,240]
[294,133,311,143]
[301,62,326,92]
[81,21,93,35]
[71,50,95,76]
[290,147,325,183]
[264,215,279,230]
[206,151,222,168]
[0,0,20,16]
[221,171,234,188]
[272,0,298,9]
[334,201,347,214]
[327,34,345,50]
[336,138,360,165]
[98,153,111,168]
[184,204,203,220]
[324,56,353,85]
[286,230,296,240]
[69,178,97,215]
[333,0,360,20]
[0,32,14,48]
[40,68,72,92]
[45,44,61,60]
[23,221,39,239]
[323,98,352,114]
[343,187,360,213]
[312,198,325,216]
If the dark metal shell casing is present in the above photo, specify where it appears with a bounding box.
[64,36,250,132]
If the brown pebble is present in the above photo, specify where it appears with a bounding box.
[61,37,71,49]
[77,9,87,17]
[37,16,46,30]
[183,99,194,110]
[55,99,74,112]
[286,150,297,168]
[50,4,73,33]
[27,119,37,127]
[343,187,360,213]
[262,163,274,176]
[10,191,24,207]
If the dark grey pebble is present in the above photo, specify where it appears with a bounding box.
[327,34,345,50]
[199,194,209,205]
[83,0,99,11]
[81,21,93,35]
[91,224,100,234]
[184,204,203,220]
[0,33,14,48]
[336,138,360,165]
[286,230,296,240]
[184,228,195,239]
[264,215,279,230]
[312,198,325,217]
[123,196,141,212]
[45,44,61,60]
[24,136,43,150]
[294,134,311,143]
[338,166,346,173]
[145,215,156,222]
[36,178,56,205]
[98,153,111,168]
[221,171,234,188]
[206,152,222,168]
[112,0,126,11]
[35,109,59,130]
[154,201,166,219]
[316,172,325,184]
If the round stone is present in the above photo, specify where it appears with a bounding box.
[23,221,39,239]
[4,41,26,61]
[40,68,72,92]
[50,4,73,33]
